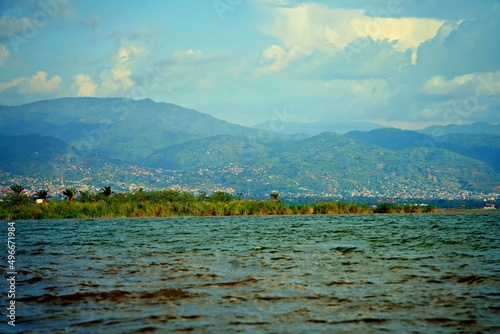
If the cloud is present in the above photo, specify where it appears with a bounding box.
[386,0,498,20]
[0,71,61,94]
[378,7,500,125]
[185,49,202,56]
[155,49,253,95]
[100,46,143,95]
[68,44,146,98]
[0,16,31,42]
[415,8,500,77]
[19,71,62,93]
[0,0,75,42]
[73,74,97,97]
[194,2,500,126]
[254,0,497,20]
[307,37,413,80]
[0,0,75,20]
[421,72,500,97]
[81,12,102,40]
[255,44,310,75]
[259,3,444,69]
[419,71,500,122]
[0,43,8,65]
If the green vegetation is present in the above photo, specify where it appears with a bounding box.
[34,190,50,204]
[0,186,439,220]
[373,203,436,214]
[62,188,77,201]
[5,184,31,206]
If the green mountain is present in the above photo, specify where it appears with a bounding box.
[345,128,434,150]
[0,97,275,164]
[0,134,77,176]
[144,131,499,193]
[253,120,383,135]
[0,98,499,199]
[420,122,500,136]
[347,127,500,172]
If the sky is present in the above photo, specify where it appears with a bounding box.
[0,0,499,129]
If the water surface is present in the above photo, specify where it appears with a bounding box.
[2,214,500,333]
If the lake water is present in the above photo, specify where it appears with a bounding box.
[2,214,500,333]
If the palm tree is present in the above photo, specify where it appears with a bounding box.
[237,192,243,201]
[100,186,113,197]
[63,188,77,201]
[270,192,280,202]
[79,190,95,203]
[34,190,50,204]
[9,184,26,195]
[7,184,29,205]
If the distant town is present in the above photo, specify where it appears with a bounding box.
[1,162,498,208]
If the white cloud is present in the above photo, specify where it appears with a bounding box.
[0,77,22,92]
[0,71,61,93]
[418,98,490,123]
[415,8,500,77]
[0,44,9,66]
[255,0,291,5]
[260,3,445,70]
[65,44,147,98]
[100,46,143,95]
[20,71,62,93]
[186,49,202,56]
[73,74,97,96]
[255,44,310,75]
[423,74,473,95]
[423,71,500,96]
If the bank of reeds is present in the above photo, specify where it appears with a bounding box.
[372,202,437,214]
[0,190,435,220]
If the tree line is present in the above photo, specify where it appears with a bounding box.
[0,184,436,220]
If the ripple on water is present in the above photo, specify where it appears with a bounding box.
[5,214,500,333]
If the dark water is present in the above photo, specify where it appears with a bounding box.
[2,214,500,333]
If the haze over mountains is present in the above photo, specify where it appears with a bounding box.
[253,120,384,136]
[0,97,499,201]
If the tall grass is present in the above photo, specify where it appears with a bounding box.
[0,190,435,220]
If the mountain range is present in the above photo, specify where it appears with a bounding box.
[0,97,499,201]
[253,120,384,135]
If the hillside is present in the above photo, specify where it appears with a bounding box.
[0,97,276,163]
[253,120,383,135]
[420,122,500,136]
[145,131,499,194]
[347,128,500,171]
[0,98,499,200]
[0,134,79,176]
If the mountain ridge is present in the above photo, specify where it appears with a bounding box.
[0,97,499,200]
[253,120,384,135]
[0,97,282,163]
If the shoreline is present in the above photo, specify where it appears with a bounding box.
[1,208,498,222]
[1,189,498,220]
[435,208,500,215]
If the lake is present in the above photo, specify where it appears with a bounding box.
[2,214,500,333]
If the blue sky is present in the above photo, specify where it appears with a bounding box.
[0,0,499,129]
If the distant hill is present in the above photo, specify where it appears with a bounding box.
[420,122,500,136]
[0,134,78,176]
[345,128,433,150]
[145,135,273,170]
[0,98,499,198]
[253,120,383,135]
[433,133,500,172]
[0,97,277,164]
[347,127,500,171]
[144,131,499,193]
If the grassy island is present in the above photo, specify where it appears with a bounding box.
[1,186,437,220]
